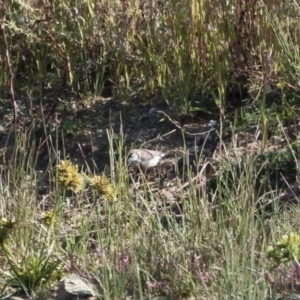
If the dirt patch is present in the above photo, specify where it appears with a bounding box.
[0,95,298,206]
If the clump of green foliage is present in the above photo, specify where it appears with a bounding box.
[0,217,63,294]
[267,232,300,265]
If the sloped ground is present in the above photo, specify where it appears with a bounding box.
[0,94,299,299]
[0,94,299,213]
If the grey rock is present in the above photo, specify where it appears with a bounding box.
[56,273,95,300]
[148,107,157,114]
[207,119,217,127]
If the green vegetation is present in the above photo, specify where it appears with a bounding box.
[1,0,300,299]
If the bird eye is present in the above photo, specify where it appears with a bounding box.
[128,154,136,161]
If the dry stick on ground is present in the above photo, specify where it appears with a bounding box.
[1,14,23,126]
[156,110,215,138]
[181,160,210,189]
[140,129,177,148]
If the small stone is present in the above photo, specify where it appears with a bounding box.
[56,273,95,300]
[207,120,217,127]
[148,107,157,114]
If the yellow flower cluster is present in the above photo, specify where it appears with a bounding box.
[41,211,56,227]
[276,82,285,89]
[56,160,117,200]
[267,232,300,264]
[57,160,83,192]
[88,175,117,201]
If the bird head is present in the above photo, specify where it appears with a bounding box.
[127,153,140,166]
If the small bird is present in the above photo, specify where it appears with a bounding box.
[128,149,165,170]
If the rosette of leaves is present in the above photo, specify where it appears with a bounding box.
[6,251,63,293]
[0,217,63,294]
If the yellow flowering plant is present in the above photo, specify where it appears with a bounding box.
[88,175,117,201]
[57,160,83,192]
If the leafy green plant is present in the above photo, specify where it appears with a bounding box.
[0,217,63,294]
[267,232,300,266]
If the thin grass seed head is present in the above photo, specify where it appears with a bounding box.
[267,232,300,264]
[57,160,83,192]
[88,175,117,200]
[0,218,17,243]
